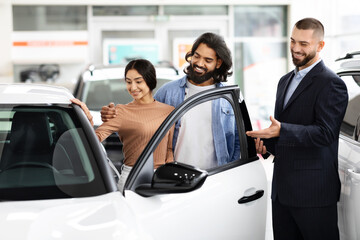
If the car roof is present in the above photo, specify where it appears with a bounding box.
[0,83,73,104]
[334,51,360,74]
[81,63,180,82]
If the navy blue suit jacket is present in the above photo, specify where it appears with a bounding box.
[264,60,348,207]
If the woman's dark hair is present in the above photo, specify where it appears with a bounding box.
[184,32,233,83]
[124,59,157,91]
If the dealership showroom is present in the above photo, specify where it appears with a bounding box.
[0,0,360,239]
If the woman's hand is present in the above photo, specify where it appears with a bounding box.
[70,98,94,126]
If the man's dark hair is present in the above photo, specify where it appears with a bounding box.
[125,59,156,91]
[184,32,233,83]
[295,18,324,40]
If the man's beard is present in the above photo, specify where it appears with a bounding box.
[187,64,215,85]
[291,50,316,68]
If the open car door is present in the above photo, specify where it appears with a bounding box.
[124,85,267,240]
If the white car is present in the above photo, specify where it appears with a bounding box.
[335,51,360,240]
[0,83,267,240]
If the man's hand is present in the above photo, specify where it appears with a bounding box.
[100,102,118,122]
[70,98,94,126]
[246,116,281,139]
[254,137,267,155]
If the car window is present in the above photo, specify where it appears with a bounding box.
[84,79,132,111]
[0,106,107,200]
[152,96,243,173]
[83,78,173,111]
[339,74,360,141]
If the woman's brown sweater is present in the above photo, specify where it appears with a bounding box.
[95,100,174,168]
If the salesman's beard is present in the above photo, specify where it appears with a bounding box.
[291,50,316,68]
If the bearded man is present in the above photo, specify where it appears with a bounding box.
[246,18,348,240]
[101,32,239,168]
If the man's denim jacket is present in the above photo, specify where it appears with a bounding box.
[154,75,240,166]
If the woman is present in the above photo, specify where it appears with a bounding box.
[72,59,174,192]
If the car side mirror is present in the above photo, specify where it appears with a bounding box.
[135,162,208,197]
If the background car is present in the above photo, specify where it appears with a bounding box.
[0,83,268,240]
[334,51,360,240]
[73,62,180,169]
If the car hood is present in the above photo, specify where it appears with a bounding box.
[0,192,152,240]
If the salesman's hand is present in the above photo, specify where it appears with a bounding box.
[100,102,118,122]
[246,116,281,139]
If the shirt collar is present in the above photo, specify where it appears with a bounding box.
[179,75,223,88]
[186,79,216,90]
[178,75,187,87]
[294,58,322,78]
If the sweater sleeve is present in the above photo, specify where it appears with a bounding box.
[95,115,121,142]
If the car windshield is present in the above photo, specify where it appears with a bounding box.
[83,78,173,111]
[0,105,107,201]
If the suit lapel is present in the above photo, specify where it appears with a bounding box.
[282,60,324,112]
[276,72,294,116]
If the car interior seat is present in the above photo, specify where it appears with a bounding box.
[0,111,54,171]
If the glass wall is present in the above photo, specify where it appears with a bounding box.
[163,5,227,15]
[234,6,286,37]
[338,14,360,56]
[13,5,87,31]
[234,5,288,130]
[92,6,158,16]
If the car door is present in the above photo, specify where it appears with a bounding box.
[124,85,267,240]
[337,73,360,240]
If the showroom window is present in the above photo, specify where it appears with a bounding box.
[233,5,288,130]
[234,6,287,37]
[12,5,87,31]
[335,2,360,56]
[92,6,158,16]
[163,5,227,15]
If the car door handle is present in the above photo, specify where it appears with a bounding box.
[238,190,264,204]
[348,169,360,181]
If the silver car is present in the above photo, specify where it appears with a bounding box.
[335,51,360,240]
